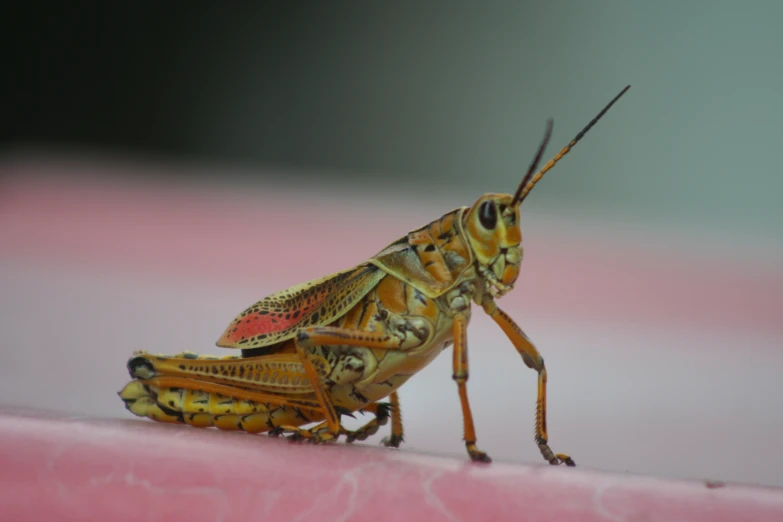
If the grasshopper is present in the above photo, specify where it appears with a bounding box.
[120,85,630,465]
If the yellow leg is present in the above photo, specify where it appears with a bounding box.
[452,313,491,462]
[127,352,315,395]
[482,298,574,466]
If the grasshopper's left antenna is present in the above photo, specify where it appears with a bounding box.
[511,118,553,207]
[511,84,631,207]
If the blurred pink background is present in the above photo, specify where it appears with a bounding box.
[2,154,781,490]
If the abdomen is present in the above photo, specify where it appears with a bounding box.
[119,380,324,433]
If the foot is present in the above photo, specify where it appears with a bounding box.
[343,423,380,443]
[279,424,337,444]
[466,443,492,463]
[538,440,576,466]
[381,434,404,448]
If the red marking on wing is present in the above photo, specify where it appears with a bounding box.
[217,299,324,345]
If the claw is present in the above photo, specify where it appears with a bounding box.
[286,432,305,443]
[381,434,404,448]
[469,450,492,463]
[335,405,356,419]
[555,453,576,467]
[466,443,491,463]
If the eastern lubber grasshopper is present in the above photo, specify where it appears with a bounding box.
[120,85,630,465]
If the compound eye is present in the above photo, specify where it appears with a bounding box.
[478,201,497,230]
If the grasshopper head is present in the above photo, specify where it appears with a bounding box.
[464,193,522,297]
[463,84,631,298]
[463,118,553,298]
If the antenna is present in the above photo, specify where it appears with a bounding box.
[511,85,631,206]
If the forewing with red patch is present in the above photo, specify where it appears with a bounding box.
[216,264,385,349]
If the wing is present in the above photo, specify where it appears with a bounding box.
[370,207,473,298]
[216,263,385,349]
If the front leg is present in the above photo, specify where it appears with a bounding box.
[452,313,491,462]
[482,298,575,467]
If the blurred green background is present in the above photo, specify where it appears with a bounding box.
[4,1,782,239]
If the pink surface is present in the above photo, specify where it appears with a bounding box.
[3,406,783,522]
[2,161,783,519]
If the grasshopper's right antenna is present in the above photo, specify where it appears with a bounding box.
[511,84,631,207]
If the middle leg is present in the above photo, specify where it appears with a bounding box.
[381,391,404,448]
[281,327,406,443]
